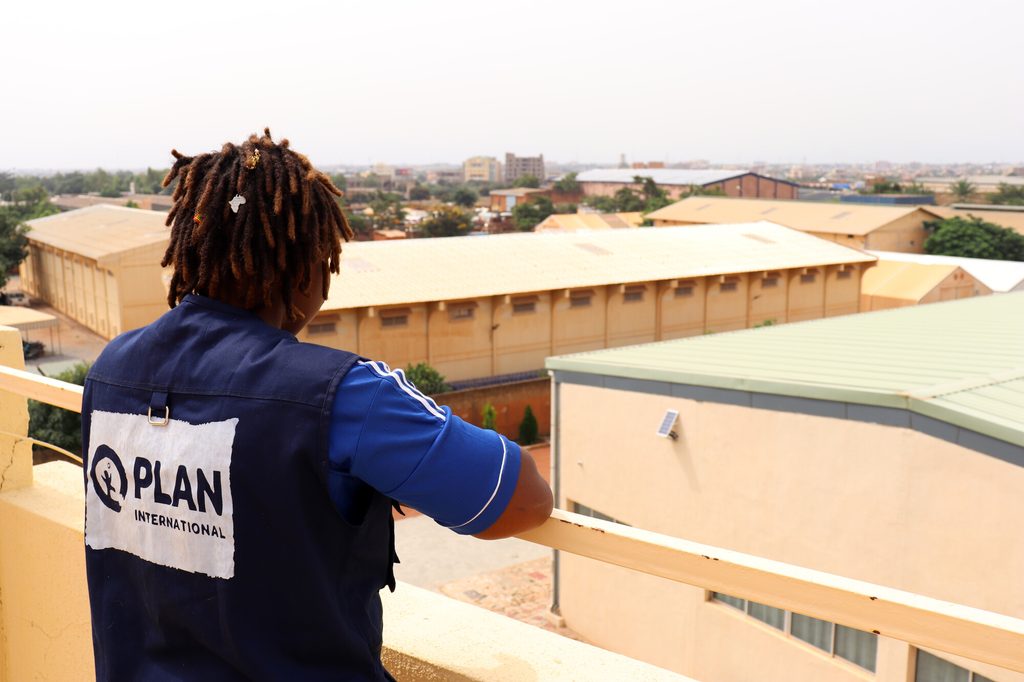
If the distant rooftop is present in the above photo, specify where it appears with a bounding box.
[576,168,796,187]
[918,175,1024,187]
[860,260,976,301]
[535,212,644,232]
[548,293,1024,447]
[929,205,1024,235]
[24,205,170,263]
[647,196,942,236]
[867,250,1024,293]
[326,222,874,310]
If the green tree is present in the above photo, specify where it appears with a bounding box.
[585,195,618,212]
[511,196,555,231]
[368,191,406,230]
[518,405,539,445]
[0,186,57,289]
[329,173,349,192]
[867,179,903,194]
[29,363,90,458]
[409,184,431,201]
[481,402,497,431]
[924,216,1024,261]
[950,180,976,203]
[421,204,473,237]
[611,187,645,212]
[404,362,450,394]
[991,183,1024,206]
[452,187,478,208]
[511,174,540,188]
[553,172,580,194]
[902,181,933,196]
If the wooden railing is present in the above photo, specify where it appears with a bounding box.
[2,365,1022,674]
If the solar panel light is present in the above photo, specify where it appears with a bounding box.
[656,409,679,440]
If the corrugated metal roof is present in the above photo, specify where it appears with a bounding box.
[325,222,875,310]
[0,306,58,331]
[647,197,942,236]
[928,206,1024,236]
[860,260,966,302]
[576,168,755,186]
[25,205,170,263]
[547,293,1024,446]
[535,212,644,232]
[867,251,1024,293]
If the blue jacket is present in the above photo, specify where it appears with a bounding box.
[83,294,396,681]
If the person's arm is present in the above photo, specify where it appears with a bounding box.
[473,453,552,539]
[328,361,552,538]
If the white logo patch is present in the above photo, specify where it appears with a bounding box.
[85,410,238,579]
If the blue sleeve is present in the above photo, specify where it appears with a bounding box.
[327,361,521,536]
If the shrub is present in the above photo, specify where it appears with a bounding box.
[481,402,497,431]
[29,362,89,460]
[404,362,450,394]
[518,405,539,445]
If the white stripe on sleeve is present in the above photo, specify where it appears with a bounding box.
[360,360,447,422]
[446,435,508,531]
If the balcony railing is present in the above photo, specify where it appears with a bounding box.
[0,347,1023,680]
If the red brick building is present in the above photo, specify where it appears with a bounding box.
[576,168,798,200]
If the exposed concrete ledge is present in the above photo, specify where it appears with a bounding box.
[381,581,691,681]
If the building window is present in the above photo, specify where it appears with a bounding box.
[572,502,628,526]
[449,305,475,321]
[761,277,779,288]
[720,281,738,293]
[569,293,593,308]
[800,273,817,284]
[711,592,878,672]
[381,314,408,328]
[674,284,695,297]
[513,301,536,314]
[623,286,645,303]
[837,270,852,280]
[307,322,337,335]
[915,650,994,682]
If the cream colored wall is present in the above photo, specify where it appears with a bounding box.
[298,310,359,355]
[824,266,863,317]
[923,270,992,304]
[864,214,929,253]
[551,288,608,356]
[747,273,788,326]
[787,269,827,321]
[358,304,429,371]
[492,293,551,377]
[705,276,748,332]
[557,382,1024,681]
[606,284,657,347]
[430,299,495,381]
[657,280,706,340]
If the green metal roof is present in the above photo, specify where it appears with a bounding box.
[547,293,1024,446]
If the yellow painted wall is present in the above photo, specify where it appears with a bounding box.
[357,304,429,371]
[824,266,863,317]
[606,284,657,347]
[551,288,608,356]
[705,276,749,332]
[430,299,495,380]
[492,293,551,377]
[747,272,788,326]
[863,213,930,253]
[658,279,706,340]
[787,269,826,322]
[556,382,1024,682]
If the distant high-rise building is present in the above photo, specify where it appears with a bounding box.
[463,156,503,183]
[505,152,545,183]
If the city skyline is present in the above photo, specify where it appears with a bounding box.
[3,0,1023,170]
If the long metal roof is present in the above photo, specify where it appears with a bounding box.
[867,250,1024,293]
[324,222,875,310]
[646,197,943,236]
[860,260,970,302]
[24,205,170,263]
[928,206,1024,236]
[547,293,1024,446]
[576,168,759,186]
[535,212,644,232]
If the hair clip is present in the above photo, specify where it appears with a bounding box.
[229,194,247,213]
[193,213,203,224]
[244,149,261,169]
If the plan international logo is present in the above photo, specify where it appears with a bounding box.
[86,411,238,579]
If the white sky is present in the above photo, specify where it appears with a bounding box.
[3,0,1022,170]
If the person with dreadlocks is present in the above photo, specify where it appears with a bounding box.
[81,130,552,681]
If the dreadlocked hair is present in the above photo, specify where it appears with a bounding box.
[161,128,351,321]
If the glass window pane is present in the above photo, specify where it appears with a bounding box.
[915,650,968,682]
[747,601,785,630]
[791,613,832,652]
[835,625,878,672]
[711,592,745,611]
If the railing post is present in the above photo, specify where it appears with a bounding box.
[0,326,33,492]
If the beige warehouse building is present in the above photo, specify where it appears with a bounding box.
[647,197,944,252]
[297,223,876,383]
[20,205,170,339]
[860,260,991,310]
[546,293,1024,682]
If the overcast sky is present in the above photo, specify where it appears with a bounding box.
[3,0,1021,170]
